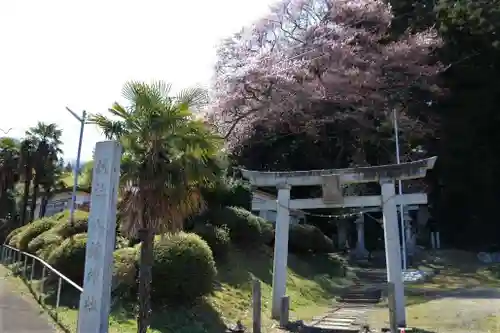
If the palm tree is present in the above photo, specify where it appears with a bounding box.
[19,138,36,224]
[91,81,222,333]
[26,122,63,222]
[0,137,20,220]
[39,158,65,218]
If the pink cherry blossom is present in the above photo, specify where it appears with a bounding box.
[209,0,443,148]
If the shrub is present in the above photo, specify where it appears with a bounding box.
[288,224,334,254]
[193,223,230,260]
[6,226,27,246]
[112,247,138,298]
[259,220,275,246]
[17,218,57,251]
[51,215,88,238]
[115,236,129,250]
[28,231,63,258]
[212,207,263,246]
[52,209,89,222]
[144,232,216,305]
[202,177,251,210]
[47,233,88,284]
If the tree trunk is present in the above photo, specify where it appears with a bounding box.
[20,171,32,225]
[137,227,154,333]
[39,195,48,218]
[29,181,40,222]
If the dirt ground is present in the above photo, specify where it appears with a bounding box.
[367,250,500,333]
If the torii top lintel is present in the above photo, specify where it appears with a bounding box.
[241,156,437,187]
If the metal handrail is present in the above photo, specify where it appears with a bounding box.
[2,244,83,291]
[1,243,82,329]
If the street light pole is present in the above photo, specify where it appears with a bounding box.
[66,107,87,224]
[393,109,407,271]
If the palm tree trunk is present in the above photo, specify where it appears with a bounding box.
[29,181,40,222]
[20,170,32,225]
[137,227,154,333]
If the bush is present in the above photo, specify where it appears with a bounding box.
[27,231,63,258]
[6,226,27,246]
[193,223,230,260]
[51,215,88,238]
[202,177,251,210]
[288,224,334,254]
[212,207,264,246]
[260,220,275,246]
[47,233,88,284]
[145,232,216,305]
[112,247,138,298]
[17,218,57,251]
[52,209,89,222]
[115,236,129,250]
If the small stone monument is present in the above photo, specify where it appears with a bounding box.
[77,141,122,333]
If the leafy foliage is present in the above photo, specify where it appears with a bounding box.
[211,206,265,246]
[112,247,139,298]
[27,230,63,258]
[47,233,88,284]
[193,223,231,260]
[147,233,217,305]
[16,218,57,251]
[289,224,335,254]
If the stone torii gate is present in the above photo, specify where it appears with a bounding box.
[241,157,437,326]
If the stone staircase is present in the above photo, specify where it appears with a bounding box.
[304,267,387,332]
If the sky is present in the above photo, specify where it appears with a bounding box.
[0,0,274,162]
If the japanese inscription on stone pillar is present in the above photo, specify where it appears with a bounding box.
[77,141,121,333]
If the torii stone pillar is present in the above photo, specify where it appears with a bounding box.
[241,157,436,325]
[271,184,291,318]
[380,179,405,325]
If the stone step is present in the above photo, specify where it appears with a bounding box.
[337,298,380,304]
[305,304,373,333]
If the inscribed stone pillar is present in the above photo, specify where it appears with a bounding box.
[271,184,291,319]
[380,179,406,327]
[355,216,368,258]
[77,141,122,333]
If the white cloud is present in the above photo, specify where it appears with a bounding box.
[0,0,273,161]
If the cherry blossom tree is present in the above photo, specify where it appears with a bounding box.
[209,0,443,149]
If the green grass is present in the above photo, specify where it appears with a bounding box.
[3,246,351,333]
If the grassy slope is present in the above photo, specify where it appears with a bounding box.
[7,244,351,333]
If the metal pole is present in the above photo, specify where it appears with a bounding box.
[393,109,407,271]
[66,108,87,224]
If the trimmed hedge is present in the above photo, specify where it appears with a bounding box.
[17,218,57,251]
[211,207,265,246]
[145,232,217,305]
[288,224,334,254]
[6,226,27,246]
[51,216,88,238]
[260,220,275,245]
[27,231,63,259]
[112,247,138,298]
[193,223,230,260]
[47,233,88,284]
